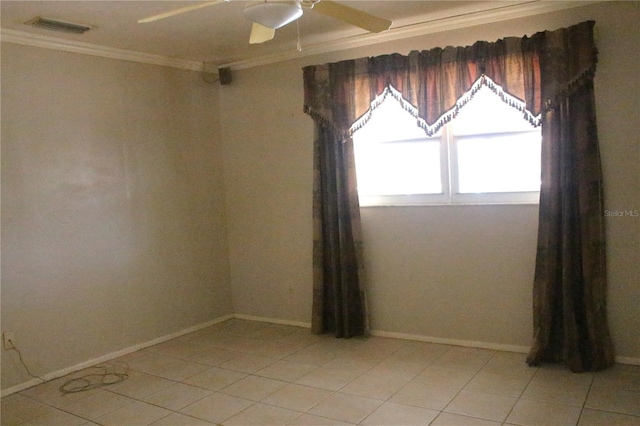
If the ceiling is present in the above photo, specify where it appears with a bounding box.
[1,1,586,71]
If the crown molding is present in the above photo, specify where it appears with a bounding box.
[1,1,595,72]
[0,28,205,71]
[221,0,595,70]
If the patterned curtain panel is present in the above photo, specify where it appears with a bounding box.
[527,21,615,372]
[311,122,368,337]
[303,21,614,368]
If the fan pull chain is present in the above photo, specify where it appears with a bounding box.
[296,19,302,52]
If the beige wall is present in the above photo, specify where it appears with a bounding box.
[1,44,233,390]
[220,62,314,322]
[221,2,639,358]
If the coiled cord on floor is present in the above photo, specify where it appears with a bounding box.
[59,362,129,394]
[6,340,129,393]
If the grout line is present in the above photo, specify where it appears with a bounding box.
[577,375,596,426]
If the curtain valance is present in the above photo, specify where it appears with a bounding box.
[303,20,597,140]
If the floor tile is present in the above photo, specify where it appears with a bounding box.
[584,385,640,416]
[534,365,594,386]
[366,358,427,382]
[308,392,383,424]
[463,371,531,397]
[178,392,254,424]
[353,337,408,360]
[181,366,246,391]
[252,341,305,358]
[215,336,269,354]
[106,370,175,399]
[19,376,77,399]
[126,353,211,381]
[578,408,640,425]
[217,353,278,373]
[93,400,172,426]
[255,359,317,381]
[219,375,287,401]
[0,395,56,426]
[21,380,101,409]
[387,342,449,365]
[340,373,408,400]
[144,340,207,359]
[262,383,332,412]
[284,344,341,366]
[276,332,326,349]
[444,389,517,422]
[360,401,438,425]
[288,413,354,425]
[321,356,376,375]
[62,390,135,420]
[390,381,459,410]
[181,330,233,347]
[142,382,212,410]
[185,346,237,366]
[17,408,88,426]
[522,374,591,407]
[505,398,581,426]
[412,365,476,390]
[149,412,216,425]
[590,365,640,392]
[430,412,502,425]
[295,367,360,391]
[223,402,301,425]
[480,352,537,379]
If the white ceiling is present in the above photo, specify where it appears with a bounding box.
[1,1,588,71]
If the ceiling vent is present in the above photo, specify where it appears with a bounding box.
[25,17,92,34]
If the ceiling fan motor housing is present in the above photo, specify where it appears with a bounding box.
[243,2,303,29]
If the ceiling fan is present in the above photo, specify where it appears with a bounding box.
[138,0,392,44]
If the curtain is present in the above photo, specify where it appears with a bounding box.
[311,122,368,337]
[303,20,614,369]
[527,22,615,372]
[304,37,542,140]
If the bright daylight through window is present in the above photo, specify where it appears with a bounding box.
[352,84,542,206]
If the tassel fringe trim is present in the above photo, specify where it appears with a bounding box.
[349,75,541,139]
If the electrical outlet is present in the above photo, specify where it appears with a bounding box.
[3,332,15,350]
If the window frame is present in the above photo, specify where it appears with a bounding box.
[354,91,542,207]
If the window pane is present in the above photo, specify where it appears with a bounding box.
[456,132,541,193]
[355,140,442,195]
[354,96,437,142]
[452,86,538,135]
[353,94,442,197]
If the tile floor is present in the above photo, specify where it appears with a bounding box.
[2,319,639,425]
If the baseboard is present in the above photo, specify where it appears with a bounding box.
[1,314,233,397]
[370,329,531,354]
[615,356,640,366]
[232,313,311,329]
[371,330,640,366]
[230,315,533,354]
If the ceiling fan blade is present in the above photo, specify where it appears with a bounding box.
[312,0,391,33]
[138,1,227,24]
[249,23,276,44]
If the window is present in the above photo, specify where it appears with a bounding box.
[353,84,541,206]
